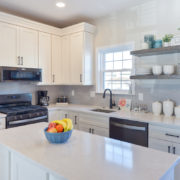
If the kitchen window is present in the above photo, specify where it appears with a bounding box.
[96,44,134,94]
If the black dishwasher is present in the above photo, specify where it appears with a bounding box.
[110,117,148,147]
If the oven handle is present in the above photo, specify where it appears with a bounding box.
[8,116,48,125]
[111,122,146,131]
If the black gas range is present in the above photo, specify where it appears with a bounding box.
[0,93,48,128]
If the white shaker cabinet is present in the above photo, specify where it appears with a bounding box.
[11,153,47,180]
[69,32,93,85]
[19,27,38,68]
[61,35,70,84]
[39,32,52,84]
[0,22,18,67]
[0,145,10,180]
[52,35,62,84]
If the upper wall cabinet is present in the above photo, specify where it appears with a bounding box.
[0,22,18,67]
[52,35,62,85]
[69,32,94,85]
[61,35,70,84]
[0,21,38,68]
[39,32,52,84]
[19,27,38,68]
[61,31,94,85]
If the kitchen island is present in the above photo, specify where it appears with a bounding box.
[0,123,179,180]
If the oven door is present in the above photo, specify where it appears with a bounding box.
[6,115,48,128]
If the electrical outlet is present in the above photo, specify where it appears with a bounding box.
[72,90,75,96]
[90,91,96,98]
[138,93,144,101]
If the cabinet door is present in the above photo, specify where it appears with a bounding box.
[61,35,70,84]
[79,122,92,134]
[0,145,10,180]
[39,32,52,84]
[0,22,18,67]
[68,112,79,129]
[52,35,62,84]
[149,138,172,153]
[19,27,38,68]
[11,153,47,180]
[69,32,83,85]
[48,110,62,122]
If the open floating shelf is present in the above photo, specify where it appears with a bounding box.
[131,45,180,57]
[130,74,180,80]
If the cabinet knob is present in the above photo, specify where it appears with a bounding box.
[80,74,82,83]
[21,57,23,65]
[52,75,55,83]
[168,146,171,153]
[74,116,77,125]
[173,147,176,154]
[17,56,20,65]
[89,128,91,133]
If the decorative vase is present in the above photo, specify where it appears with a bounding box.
[163,42,170,47]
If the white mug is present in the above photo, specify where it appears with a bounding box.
[152,65,162,75]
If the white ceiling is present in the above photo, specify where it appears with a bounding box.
[0,0,147,27]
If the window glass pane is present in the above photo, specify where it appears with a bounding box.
[123,60,132,69]
[112,72,121,81]
[114,52,122,61]
[122,83,130,90]
[105,62,113,70]
[123,51,132,60]
[104,81,112,89]
[114,61,123,70]
[104,72,111,81]
[112,82,121,90]
[122,73,130,81]
[105,53,113,61]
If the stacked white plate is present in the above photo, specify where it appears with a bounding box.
[136,67,152,75]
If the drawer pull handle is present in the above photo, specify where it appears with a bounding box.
[89,128,91,133]
[173,147,176,154]
[165,133,179,138]
[168,146,171,153]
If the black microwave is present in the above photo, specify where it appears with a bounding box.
[0,67,42,82]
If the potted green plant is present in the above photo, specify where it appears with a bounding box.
[162,34,174,47]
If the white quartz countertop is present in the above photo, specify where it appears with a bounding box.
[47,104,180,129]
[0,123,179,180]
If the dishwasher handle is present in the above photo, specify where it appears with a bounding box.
[111,122,146,131]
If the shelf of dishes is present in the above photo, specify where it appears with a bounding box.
[130,64,180,80]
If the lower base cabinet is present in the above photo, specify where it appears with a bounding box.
[0,145,10,180]
[79,122,109,137]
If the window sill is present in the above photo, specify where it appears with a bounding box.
[96,91,135,96]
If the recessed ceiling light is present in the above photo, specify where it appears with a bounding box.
[56,2,66,8]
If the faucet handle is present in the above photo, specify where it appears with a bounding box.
[112,100,116,107]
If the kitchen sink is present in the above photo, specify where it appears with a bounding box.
[91,109,116,113]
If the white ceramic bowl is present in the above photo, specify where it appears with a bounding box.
[152,65,162,75]
[163,65,175,75]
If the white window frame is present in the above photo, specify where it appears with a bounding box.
[96,43,135,95]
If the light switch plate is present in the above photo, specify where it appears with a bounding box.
[72,90,75,96]
[138,93,144,101]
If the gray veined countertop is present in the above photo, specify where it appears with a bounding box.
[0,123,179,180]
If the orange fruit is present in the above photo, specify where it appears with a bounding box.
[55,124,64,133]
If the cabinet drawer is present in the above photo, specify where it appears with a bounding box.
[79,113,109,128]
[149,125,180,143]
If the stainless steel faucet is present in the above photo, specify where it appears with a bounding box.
[103,89,113,109]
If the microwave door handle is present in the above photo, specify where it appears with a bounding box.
[111,122,146,131]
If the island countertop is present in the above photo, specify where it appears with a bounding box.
[0,123,179,180]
